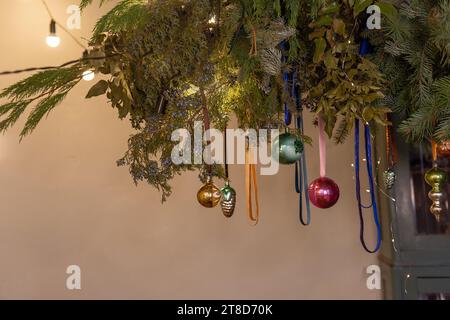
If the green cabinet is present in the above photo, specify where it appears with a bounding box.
[376,127,450,300]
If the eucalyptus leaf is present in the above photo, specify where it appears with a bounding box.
[86,80,109,99]
[313,37,327,63]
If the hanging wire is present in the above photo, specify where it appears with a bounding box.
[0,54,118,76]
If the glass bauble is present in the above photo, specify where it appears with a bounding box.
[272,133,304,165]
[197,177,221,208]
[308,177,340,209]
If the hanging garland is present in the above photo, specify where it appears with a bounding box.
[0,0,448,251]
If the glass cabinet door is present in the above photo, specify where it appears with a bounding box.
[409,143,449,235]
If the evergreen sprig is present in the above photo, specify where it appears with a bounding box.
[0,66,82,138]
[91,0,149,38]
[372,0,450,142]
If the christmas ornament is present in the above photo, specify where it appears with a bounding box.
[220,181,236,218]
[272,132,304,165]
[271,43,304,165]
[437,140,450,157]
[383,168,396,190]
[197,176,221,208]
[220,129,236,218]
[308,117,340,209]
[424,164,448,222]
[308,177,340,209]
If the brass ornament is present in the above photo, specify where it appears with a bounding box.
[220,181,236,218]
[197,177,221,208]
[424,164,448,222]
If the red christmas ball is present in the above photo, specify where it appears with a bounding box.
[308,177,340,209]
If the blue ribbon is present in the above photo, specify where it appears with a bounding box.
[281,41,292,126]
[295,114,312,225]
[292,68,311,226]
[359,37,372,56]
[355,119,382,253]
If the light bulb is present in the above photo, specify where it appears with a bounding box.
[208,15,217,24]
[46,35,60,48]
[82,70,95,81]
[208,15,216,31]
[46,19,60,48]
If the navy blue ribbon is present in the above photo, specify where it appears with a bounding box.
[281,41,292,126]
[292,68,311,226]
[355,119,382,253]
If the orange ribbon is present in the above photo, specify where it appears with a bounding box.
[432,140,438,162]
[245,142,259,225]
[385,114,398,167]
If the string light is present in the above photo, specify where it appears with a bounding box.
[208,15,217,31]
[41,0,87,50]
[82,70,95,81]
[208,15,217,24]
[46,19,61,48]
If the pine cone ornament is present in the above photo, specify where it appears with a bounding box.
[383,168,396,190]
[220,181,236,218]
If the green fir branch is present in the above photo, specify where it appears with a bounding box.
[91,0,149,38]
[0,66,82,137]
[80,0,113,11]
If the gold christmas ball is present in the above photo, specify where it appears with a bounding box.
[197,177,221,208]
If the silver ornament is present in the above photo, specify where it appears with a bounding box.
[383,169,396,190]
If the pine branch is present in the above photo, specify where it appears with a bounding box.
[0,67,81,101]
[91,0,149,38]
[20,90,73,138]
[0,66,82,137]
[433,75,450,107]
[80,0,113,11]
[398,102,441,142]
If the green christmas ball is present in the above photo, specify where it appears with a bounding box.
[272,133,304,165]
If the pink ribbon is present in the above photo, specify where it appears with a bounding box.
[318,117,326,177]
